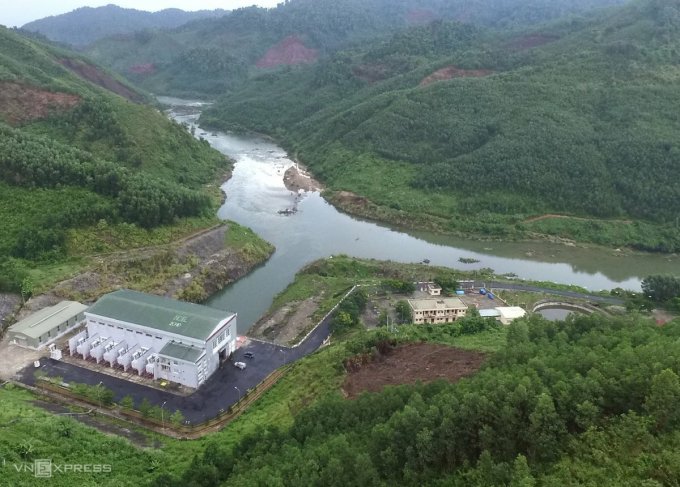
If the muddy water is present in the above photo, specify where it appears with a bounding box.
[160,98,680,331]
[536,308,583,321]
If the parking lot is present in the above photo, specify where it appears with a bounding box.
[16,312,333,423]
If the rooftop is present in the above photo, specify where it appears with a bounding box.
[408,297,468,311]
[86,289,235,341]
[9,301,88,339]
[497,307,527,320]
[159,341,205,363]
[479,309,501,318]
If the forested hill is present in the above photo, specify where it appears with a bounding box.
[202,0,680,252]
[83,0,626,97]
[20,5,228,47]
[0,27,226,292]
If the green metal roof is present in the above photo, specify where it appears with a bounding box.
[9,301,88,339]
[86,289,235,341]
[159,341,205,363]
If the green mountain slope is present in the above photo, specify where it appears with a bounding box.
[20,5,227,47]
[203,0,680,251]
[0,26,227,292]
[84,0,626,97]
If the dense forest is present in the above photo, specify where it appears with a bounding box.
[20,5,227,47]
[202,0,680,251]
[0,26,227,292]
[153,313,680,486]
[82,0,626,96]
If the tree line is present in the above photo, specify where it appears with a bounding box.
[153,313,680,486]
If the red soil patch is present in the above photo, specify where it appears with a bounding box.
[507,34,559,50]
[0,82,80,125]
[343,342,486,398]
[406,9,437,25]
[256,36,318,68]
[420,65,493,87]
[128,63,156,75]
[59,58,144,102]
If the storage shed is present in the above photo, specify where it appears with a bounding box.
[8,301,88,349]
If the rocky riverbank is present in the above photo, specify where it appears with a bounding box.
[15,222,274,318]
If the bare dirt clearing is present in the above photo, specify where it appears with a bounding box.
[59,58,144,102]
[343,343,486,398]
[250,296,323,346]
[420,66,493,87]
[256,36,318,68]
[0,82,80,124]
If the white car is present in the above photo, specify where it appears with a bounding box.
[234,361,246,370]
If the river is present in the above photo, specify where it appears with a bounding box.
[160,98,680,332]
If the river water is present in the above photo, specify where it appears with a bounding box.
[161,98,680,332]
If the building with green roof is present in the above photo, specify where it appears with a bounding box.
[8,301,88,349]
[83,289,237,388]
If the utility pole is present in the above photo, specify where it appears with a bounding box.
[161,401,167,430]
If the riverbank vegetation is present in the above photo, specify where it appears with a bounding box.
[0,26,230,294]
[203,0,680,252]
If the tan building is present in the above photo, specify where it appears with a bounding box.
[426,283,442,296]
[408,298,468,324]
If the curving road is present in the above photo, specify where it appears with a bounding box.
[483,281,624,305]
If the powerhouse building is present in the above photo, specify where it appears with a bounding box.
[69,289,237,389]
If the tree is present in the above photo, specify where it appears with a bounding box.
[119,395,135,410]
[645,369,680,432]
[641,275,680,303]
[509,454,535,487]
[331,311,356,334]
[395,300,412,324]
[434,276,459,294]
[170,409,185,427]
[139,398,153,418]
[20,277,33,303]
[528,393,565,463]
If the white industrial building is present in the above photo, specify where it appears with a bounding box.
[68,289,237,389]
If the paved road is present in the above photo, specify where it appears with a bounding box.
[17,307,335,424]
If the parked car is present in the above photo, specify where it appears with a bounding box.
[243,351,254,359]
[234,361,246,370]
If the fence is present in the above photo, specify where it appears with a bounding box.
[16,364,291,439]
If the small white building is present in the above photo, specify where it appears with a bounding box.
[408,297,468,324]
[479,306,527,325]
[496,306,527,325]
[76,289,237,389]
[426,283,442,296]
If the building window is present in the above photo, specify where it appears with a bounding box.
[146,333,152,338]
